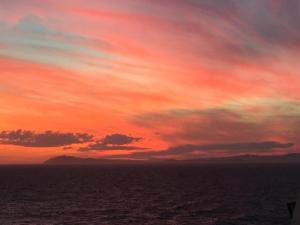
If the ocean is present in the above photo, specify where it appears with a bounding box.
[0,164,299,225]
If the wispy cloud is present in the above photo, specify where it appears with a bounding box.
[133,99,300,147]
[1,1,300,163]
[0,14,113,71]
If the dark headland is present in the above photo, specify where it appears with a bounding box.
[43,154,300,165]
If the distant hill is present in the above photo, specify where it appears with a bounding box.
[43,154,300,165]
[189,153,300,164]
[43,156,127,165]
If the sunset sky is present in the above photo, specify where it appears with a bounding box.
[0,0,300,163]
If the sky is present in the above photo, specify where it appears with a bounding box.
[0,0,300,163]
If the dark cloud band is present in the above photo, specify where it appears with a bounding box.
[0,130,93,147]
[79,133,146,151]
[101,133,142,146]
[109,141,294,159]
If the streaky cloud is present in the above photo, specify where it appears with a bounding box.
[109,141,294,159]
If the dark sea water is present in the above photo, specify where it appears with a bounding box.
[0,164,299,225]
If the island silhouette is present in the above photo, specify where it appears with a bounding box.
[44,153,300,165]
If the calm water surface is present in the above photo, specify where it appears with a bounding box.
[0,164,299,225]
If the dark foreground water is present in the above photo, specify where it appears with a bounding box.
[0,164,299,225]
